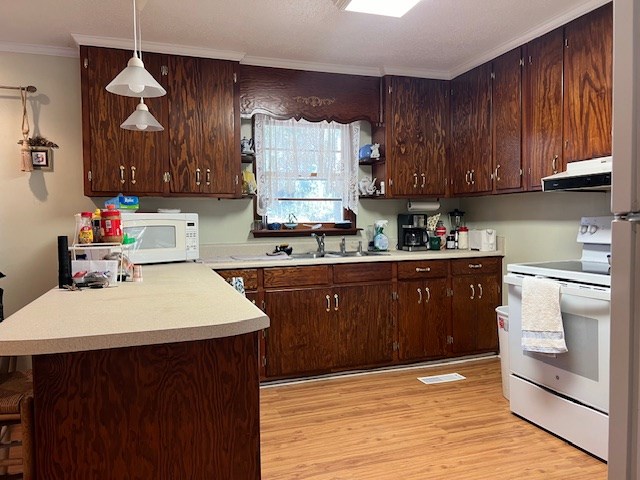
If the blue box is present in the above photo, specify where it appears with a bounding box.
[105,194,139,210]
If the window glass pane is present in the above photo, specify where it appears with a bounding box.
[266,200,343,223]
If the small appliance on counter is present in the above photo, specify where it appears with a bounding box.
[397,214,429,251]
[469,229,496,251]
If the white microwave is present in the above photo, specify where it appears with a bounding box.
[121,213,199,264]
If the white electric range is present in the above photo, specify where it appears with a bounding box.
[504,216,612,461]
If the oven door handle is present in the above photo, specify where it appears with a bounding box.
[503,274,610,301]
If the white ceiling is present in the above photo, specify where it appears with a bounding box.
[1,0,610,79]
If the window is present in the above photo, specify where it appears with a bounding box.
[254,114,360,224]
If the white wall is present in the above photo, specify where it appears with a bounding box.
[0,52,94,317]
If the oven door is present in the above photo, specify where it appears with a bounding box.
[504,273,610,413]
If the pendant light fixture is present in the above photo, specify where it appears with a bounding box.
[106,0,166,98]
[120,98,164,131]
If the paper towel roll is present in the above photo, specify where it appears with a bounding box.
[407,200,440,212]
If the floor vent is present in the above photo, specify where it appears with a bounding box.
[417,373,466,385]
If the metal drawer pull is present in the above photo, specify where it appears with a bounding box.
[468,263,483,269]
[413,173,418,188]
[478,283,483,299]
[494,164,500,182]
[417,288,422,304]
[425,287,431,303]
[325,294,331,312]
[130,165,136,184]
[119,165,126,184]
[334,293,339,311]
[195,168,201,186]
[470,284,475,299]
[421,173,426,188]
[552,154,559,174]
[415,267,431,273]
[465,171,470,184]
[206,168,211,186]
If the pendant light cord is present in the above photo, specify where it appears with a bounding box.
[132,0,139,59]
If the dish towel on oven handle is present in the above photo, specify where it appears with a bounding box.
[521,277,568,354]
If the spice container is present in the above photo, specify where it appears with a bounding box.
[446,234,456,249]
[92,209,102,243]
[100,205,123,243]
[78,212,94,244]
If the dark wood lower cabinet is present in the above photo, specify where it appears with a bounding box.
[397,278,449,361]
[33,334,261,480]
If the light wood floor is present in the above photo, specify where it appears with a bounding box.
[260,357,607,479]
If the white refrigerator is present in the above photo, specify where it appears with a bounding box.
[609,0,640,477]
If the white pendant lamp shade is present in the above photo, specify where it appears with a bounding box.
[121,99,164,132]
[106,55,166,98]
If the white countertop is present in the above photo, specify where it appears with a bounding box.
[203,247,504,270]
[0,262,269,356]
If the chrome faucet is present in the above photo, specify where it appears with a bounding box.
[311,233,326,255]
[340,237,347,254]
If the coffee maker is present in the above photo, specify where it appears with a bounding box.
[397,214,429,251]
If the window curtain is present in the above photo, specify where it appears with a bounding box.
[254,114,360,216]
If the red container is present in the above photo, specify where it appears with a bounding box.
[100,206,123,243]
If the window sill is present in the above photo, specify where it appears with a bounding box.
[252,227,361,238]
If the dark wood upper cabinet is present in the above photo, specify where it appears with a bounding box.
[381,76,448,198]
[167,57,240,196]
[450,63,493,196]
[239,65,381,124]
[563,3,613,163]
[491,47,523,193]
[522,28,564,190]
[80,46,169,196]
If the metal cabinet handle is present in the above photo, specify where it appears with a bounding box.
[552,154,559,174]
[425,287,431,303]
[325,294,331,312]
[334,293,339,311]
[465,171,470,184]
[195,168,201,186]
[206,168,211,186]
[470,170,475,185]
[470,284,475,300]
[421,173,426,188]
[413,173,418,188]
[130,165,136,185]
[417,288,422,304]
[478,283,483,299]
[119,165,126,184]
[494,164,500,182]
[468,263,483,269]
[415,267,431,273]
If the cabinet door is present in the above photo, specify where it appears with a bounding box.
[168,57,240,195]
[388,77,422,196]
[523,28,564,190]
[563,3,613,163]
[337,283,394,368]
[419,79,448,197]
[474,274,500,351]
[81,46,168,195]
[450,64,493,195]
[492,47,523,193]
[398,278,448,361]
[450,276,478,355]
[264,288,336,378]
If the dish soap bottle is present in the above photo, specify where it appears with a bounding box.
[373,220,389,251]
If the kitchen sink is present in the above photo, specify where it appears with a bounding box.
[290,251,389,259]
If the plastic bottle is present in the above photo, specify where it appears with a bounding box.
[78,212,94,244]
[100,205,123,243]
[373,220,389,251]
[458,226,469,250]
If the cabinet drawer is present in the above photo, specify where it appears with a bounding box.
[216,268,259,290]
[264,265,331,288]
[451,257,501,276]
[333,262,392,284]
[397,260,449,280]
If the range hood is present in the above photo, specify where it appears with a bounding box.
[542,156,612,192]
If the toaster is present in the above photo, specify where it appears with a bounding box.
[469,229,496,251]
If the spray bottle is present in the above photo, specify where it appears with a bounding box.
[373,220,389,251]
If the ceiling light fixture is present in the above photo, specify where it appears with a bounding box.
[333,0,422,18]
[105,0,166,98]
[120,98,164,131]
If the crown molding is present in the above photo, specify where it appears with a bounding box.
[381,65,448,80]
[449,0,611,78]
[70,34,245,61]
[240,55,382,77]
[0,41,78,58]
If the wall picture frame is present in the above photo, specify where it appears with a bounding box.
[31,149,51,170]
